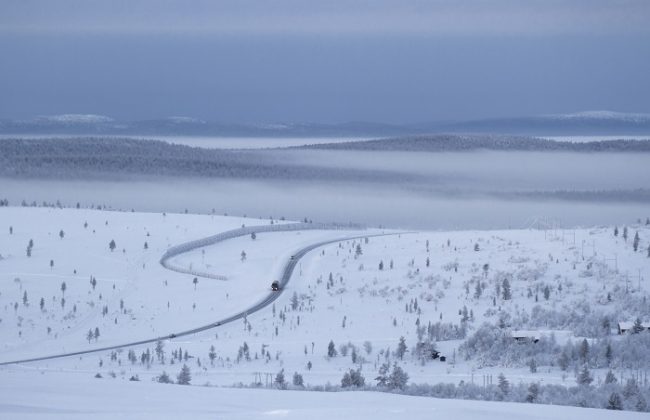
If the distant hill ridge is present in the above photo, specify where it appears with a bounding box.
[298,134,650,152]
[2,110,650,136]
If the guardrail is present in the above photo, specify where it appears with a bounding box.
[160,221,363,280]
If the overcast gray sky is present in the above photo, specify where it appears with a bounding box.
[1,0,649,123]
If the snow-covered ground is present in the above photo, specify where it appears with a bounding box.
[1,207,649,414]
[1,369,646,420]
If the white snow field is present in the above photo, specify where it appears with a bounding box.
[1,206,649,415]
[0,370,646,420]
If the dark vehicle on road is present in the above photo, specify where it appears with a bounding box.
[271,281,280,291]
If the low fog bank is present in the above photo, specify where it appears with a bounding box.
[1,178,647,230]
[2,137,648,229]
[273,150,650,192]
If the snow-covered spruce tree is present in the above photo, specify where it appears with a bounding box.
[274,369,287,390]
[341,368,365,388]
[623,378,640,400]
[526,383,539,403]
[396,337,407,360]
[292,372,304,387]
[327,340,337,358]
[632,317,645,334]
[623,227,628,241]
[605,370,617,384]
[176,364,191,385]
[208,345,217,366]
[605,342,613,366]
[633,232,640,252]
[157,371,173,384]
[109,239,116,252]
[577,365,593,386]
[387,364,409,390]
[375,363,390,387]
[607,392,623,410]
[502,278,512,300]
[355,244,362,258]
[291,292,299,310]
[579,339,589,363]
[474,282,483,299]
[236,342,251,362]
[155,340,165,363]
[497,373,509,396]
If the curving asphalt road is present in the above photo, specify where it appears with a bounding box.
[0,230,396,366]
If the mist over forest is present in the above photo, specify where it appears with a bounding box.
[1,135,648,229]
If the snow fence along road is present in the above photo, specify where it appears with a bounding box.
[0,221,372,366]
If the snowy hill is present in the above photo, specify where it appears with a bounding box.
[547,111,650,124]
[38,114,115,124]
[300,134,650,152]
[429,111,650,135]
[1,207,649,413]
[1,111,650,137]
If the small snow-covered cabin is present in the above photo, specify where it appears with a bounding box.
[511,331,540,344]
[617,321,650,335]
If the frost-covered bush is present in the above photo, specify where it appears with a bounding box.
[402,380,649,412]
[459,323,560,368]
[425,321,466,341]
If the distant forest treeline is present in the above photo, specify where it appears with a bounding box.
[1,137,649,202]
[0,137,418,183]
[299,134,650,152]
